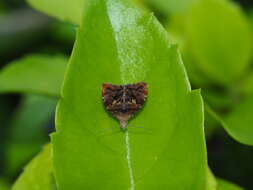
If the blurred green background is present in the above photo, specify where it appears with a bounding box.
[0,0,253,189]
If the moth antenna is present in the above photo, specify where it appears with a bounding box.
[128,126,153,134]
[96,127,121,137]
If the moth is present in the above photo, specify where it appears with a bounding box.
[102,82,148,129]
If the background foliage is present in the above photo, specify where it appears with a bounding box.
[0,0,253,189]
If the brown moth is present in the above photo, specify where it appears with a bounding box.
[102,82,148,129]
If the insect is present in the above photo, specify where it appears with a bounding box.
[102,82,148,130]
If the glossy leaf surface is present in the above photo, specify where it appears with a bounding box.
[52,0,207,189]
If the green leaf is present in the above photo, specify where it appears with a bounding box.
[204,99,253,146]
[204,103,224,136]
[0,179,10,190]
[202,90,234,110]
[26,0,83,25]
[145,0,199,15]
[184,0,252,85]
[12,144,54,190]
[206,168,244,190]
[6,95,56,175]
[0,55,67,97]
[224,95,253,145]
[6,143,42,177]
[52,0,207,189]
[206,168,217,190]
[217,179,244,190]
[50,21,76,44]
[9,95,56,142]
[241,70,253,96]
[180,47,212,87]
